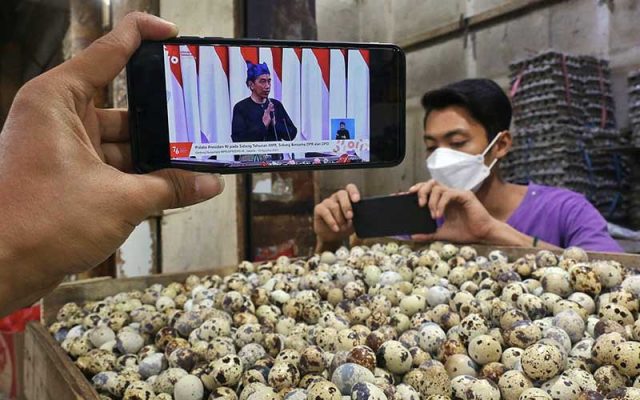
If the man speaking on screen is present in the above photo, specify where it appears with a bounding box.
[231,61,298,150]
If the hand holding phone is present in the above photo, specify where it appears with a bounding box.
[313,184,361,243]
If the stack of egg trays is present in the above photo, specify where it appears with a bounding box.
[629,70,640,147]
[627,71,640,227]
[507,51,628,221]
[507,52,595,192]
[579,56,617,130]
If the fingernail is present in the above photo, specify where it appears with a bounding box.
[346,211,353,218]
[169,22,179,36]
[195,173,224,200]
[332,225,339,232]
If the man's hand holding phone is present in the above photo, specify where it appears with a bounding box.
[313,184,361,245]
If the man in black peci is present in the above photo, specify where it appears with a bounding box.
[231,61,297,146]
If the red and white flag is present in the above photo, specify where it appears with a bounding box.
[229,46,258,110]
[347,49,370,160]
[282,48,302,133]
[329,49,347,124]
[164,45,188,143]
[301,48,330,141]
[179,45,201,144]
[198,45,232,144]
[259,47,282,101]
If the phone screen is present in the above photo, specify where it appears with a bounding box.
[128,39,405,173]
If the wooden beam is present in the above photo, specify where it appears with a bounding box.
[69,0,107,107]
[398,0,567,51]
[110,0,159,108]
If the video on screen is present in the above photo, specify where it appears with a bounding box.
[163,44,371,167]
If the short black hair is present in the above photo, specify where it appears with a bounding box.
[340,121,346,126]
[421,79,511,140]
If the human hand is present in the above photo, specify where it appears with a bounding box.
[0,12,224,314]
[408,180,499,243]
[313,184,360,243]
[263,102,274,126]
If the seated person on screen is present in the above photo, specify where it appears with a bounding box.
[312,79,622,253]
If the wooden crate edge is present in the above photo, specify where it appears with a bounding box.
[23,322,99,400]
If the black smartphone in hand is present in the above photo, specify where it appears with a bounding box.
[351,193,437,238]
[126,37,405,173]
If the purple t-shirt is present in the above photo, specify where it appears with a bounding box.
[507,183,622,252]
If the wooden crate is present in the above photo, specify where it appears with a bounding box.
[24,267,236,400]
[22,248,640,399]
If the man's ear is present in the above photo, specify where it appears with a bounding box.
[494,130,512,159]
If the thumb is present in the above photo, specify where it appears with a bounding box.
[136,169,225,212]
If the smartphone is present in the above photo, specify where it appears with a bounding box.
[126,37,405,173]
[352,193,437,238]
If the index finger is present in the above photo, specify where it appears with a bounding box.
[62,12,178,93]
[334,190,353,219]
[345,184,360,202]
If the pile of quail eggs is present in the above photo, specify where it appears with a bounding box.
[49,242,640,400]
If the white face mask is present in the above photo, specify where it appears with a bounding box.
[425,131,504,192]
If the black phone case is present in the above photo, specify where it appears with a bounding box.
[352,193,437,238]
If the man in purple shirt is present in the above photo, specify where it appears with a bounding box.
[314,79,622,253]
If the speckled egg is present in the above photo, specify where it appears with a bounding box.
[415,360,452,398]
[451,375,477,400]
[519,388,553,400]
[331,363,375,395]
[612,341,640,377]
[139,352,167,379]
[599,303,634,326]
[116,331,144,355]
[153,367,189,395]
[173,374,204,400]
[122,381,154,400]
[540,375,581,400]
[593,365,627,393]
[376,340,412,374]
[498,370,533,400]
[419,323,447,353]
[307,380,342,400]
[88,326,116,348]
[505,321,542,349]
[346,345,376,371]
[501,347,523,370]
[76,349,116,376]
[445,354,479,378]
[350,382,387,400]
[562,369,597,392]
[209,355,244,388]
[459,314,489,345]
[521,343,564,381]
[591,332,625,365]
[468,335,502,365]
[552,310,585,344]
[465,378,500,400]
[268,362,300,391]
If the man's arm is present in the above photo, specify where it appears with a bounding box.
[0,13,225,317]
[276,101,297,141]
[561,196,623,252]
[232,103,267,142]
